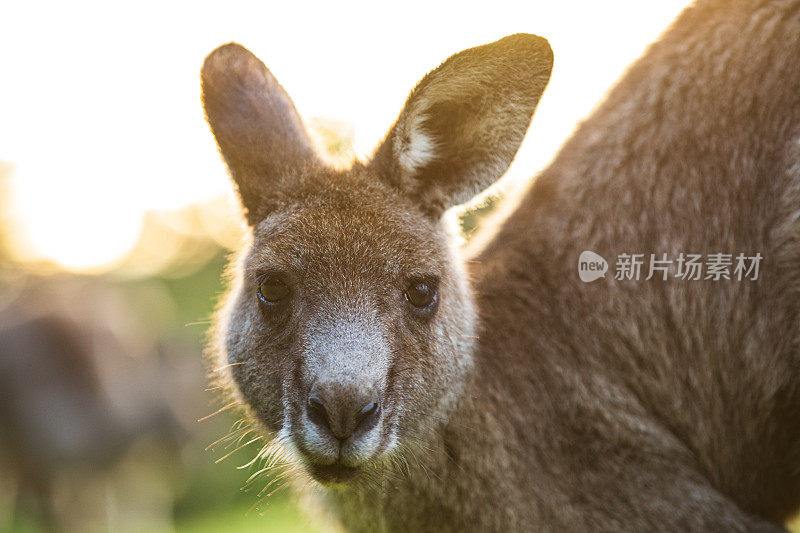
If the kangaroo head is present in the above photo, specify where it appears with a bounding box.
[202,35,552,485]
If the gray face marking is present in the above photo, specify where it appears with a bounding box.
[292,310,393,467]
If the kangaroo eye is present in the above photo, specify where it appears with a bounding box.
[258,277,290,305]
[404,279,438,310]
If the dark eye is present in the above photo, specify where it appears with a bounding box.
[404,278,438,310]
[257,276,290,305]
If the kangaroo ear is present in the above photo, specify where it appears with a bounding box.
[370,34,553,217]
[201,43,320,225]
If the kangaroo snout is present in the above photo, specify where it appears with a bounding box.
[307,380,381,442]
[296,373,386,481]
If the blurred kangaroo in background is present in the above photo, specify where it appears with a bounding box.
[201,0,800,530]
[0,279,189,530]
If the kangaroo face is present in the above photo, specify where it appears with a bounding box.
[203,36,552,485]
[221,168,475,482]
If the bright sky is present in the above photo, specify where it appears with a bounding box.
[0,0,691,272]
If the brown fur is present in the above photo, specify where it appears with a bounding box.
[202,2,800,530]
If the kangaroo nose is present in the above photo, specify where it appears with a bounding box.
[307,381,381,441]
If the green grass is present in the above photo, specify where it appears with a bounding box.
[176,499,319,533]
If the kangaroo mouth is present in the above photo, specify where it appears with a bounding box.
[306,461,361,484]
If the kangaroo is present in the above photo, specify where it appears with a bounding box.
[0,299,187,529]
[201,0,800,530]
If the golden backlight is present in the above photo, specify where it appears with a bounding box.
[0,0,691,272]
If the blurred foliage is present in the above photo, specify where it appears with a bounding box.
[459,193,501,239]
[307,117,356,169]
[0,161,15,261]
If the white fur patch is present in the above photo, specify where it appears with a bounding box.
[396,113,437,177]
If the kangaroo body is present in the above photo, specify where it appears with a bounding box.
[202,1,800,530]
